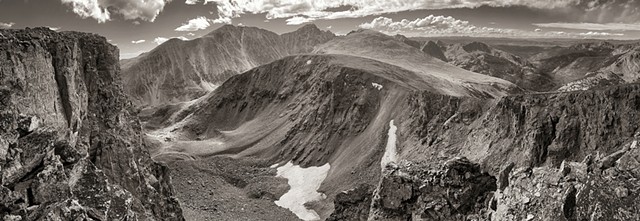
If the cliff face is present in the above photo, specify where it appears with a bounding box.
[122,24,335,107]
[0,28,183,220]
[400,84,640,174]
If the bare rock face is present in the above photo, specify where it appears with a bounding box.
[327,158,496,220]
[421,41,447,62]
[0,28,183,220]
[367,158,496,221]
[327,183,373,221]
[492,139,640,220]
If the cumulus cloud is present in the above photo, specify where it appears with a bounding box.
[175,16,211,31]
[0,22,15,29]
[154,36,189,45]
[286,16,313,25]
[60,0,169,23]
[359,15,626,39]
[185,0,611,25]
[131,39,146,44]
[358,16,517,37]
[534,22,640,31]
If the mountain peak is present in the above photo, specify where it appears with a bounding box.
[462,41,492,53]
[298,23,320,31]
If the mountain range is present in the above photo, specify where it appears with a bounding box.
[3,25,640,221]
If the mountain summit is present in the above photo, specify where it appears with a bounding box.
[121,24,335,106]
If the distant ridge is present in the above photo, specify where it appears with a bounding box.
[121,24,334,106]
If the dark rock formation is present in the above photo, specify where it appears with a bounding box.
[0,28,183,220]
[327,158,496,220]
[122,24,335,106]
[367,158,496,221]
[327,184,373,221]
[492,138,640,220]
[393,34,422,49]
[421,41,448,62]
[403,84,640,174]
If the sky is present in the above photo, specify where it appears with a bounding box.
[1,0,639,59]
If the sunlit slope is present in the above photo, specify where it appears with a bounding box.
[313,29,522,98]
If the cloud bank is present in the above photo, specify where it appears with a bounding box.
[60,0,169,23]
[184,0,640,26]
[0,22,15,29]
[154,36,189,45]
[534,22,640,31]
[175,16,211,31]
[358,16,518,37]
[360,15,625,39]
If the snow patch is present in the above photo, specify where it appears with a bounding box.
[306,60,312,65]
[270,163,280,168]
[381,120,398,169]
[275,161,330,221]
[372,82,383,90]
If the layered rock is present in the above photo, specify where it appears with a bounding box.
[0,28,183,220]
[122,24,335,106]
[400,84,640,175]
[492,138,640,220]
[367,158,496,221]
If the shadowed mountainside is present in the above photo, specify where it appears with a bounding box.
[0,28,183,220]
[121,24,334,107]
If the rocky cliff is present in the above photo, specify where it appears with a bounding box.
[0,28,183,220]
[122,24,334,107]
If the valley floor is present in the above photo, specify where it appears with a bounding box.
[167,156,302,221]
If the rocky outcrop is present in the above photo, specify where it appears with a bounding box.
[367,158,496,221]
[327,184,373,221]
[0,28,183,220]
[122,24,335,106]
[393,34,421,49]
[492,138,640,220]
[327,158,497,221]
[402,83,640,174]
[421,41,447,62]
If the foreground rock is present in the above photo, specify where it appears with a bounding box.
[0,28,183,220]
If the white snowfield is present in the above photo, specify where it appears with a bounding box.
[372,82,383,90]
[275,161,331,221]
[381,120,398,169]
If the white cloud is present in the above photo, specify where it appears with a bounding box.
[154,36,189,45]
[578,31,624,36]
[286,16,313,25]
[154,37,169,45]
[61,0,168,23]
[175,16,211,31]
[187,32,196,36]
[185,0,584,25]
[131,39,146,44]
[0,22,15,29]
[326,26,332,29]
[358,15,517,37]
[47,26,61,31]
[534,22,640,31]
[359,15,627,39]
